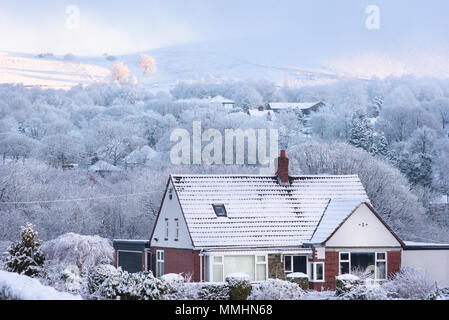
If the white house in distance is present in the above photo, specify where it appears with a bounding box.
[113,151,449,289]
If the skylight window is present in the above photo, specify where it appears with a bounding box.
[212,204,227,217]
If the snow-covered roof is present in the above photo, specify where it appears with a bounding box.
[124,145,159,165]
[210,95,234,104]
[170,174,368,248]
[403,241,449,249]
[309,198,365,244]
[268,102,322,110]
[88,160,121,172]
[248,109,274,118]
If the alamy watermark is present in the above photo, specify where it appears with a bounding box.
[66,5,81,30]
[170,121,279,174]
[365,5,380,30]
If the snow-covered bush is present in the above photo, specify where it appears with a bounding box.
[5,223,45,277]
[335,274,362,297]
[286,272,309,290]
[197,282,230,300]
[87,264,118,294]
[61,265,82,292]
[248,279,305,300]
[42,233,113,274]
[226,273,252,300]
[381,267,439,300]
[0,270,81,300]
[97,269,171,300]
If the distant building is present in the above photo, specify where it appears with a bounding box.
[267,101,325,116]
[88,160,121,176]
[209,96,235,110]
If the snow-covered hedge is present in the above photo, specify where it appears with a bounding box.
[248,279,305,300]
[97,269,171,300]
[87,264,118,294]
[225,273,252,300]
[0,270,81,300]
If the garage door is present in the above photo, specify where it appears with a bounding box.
[118,251,142,273]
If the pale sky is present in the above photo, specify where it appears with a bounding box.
[0,0,448,68]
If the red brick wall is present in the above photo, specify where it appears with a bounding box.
[387,251,401,278]
[151,247,201,281]
[324,251,339,290]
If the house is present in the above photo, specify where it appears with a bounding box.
[209,96,235,110]
[247,108,274,121]
[267,102,325,116]
[113,151,449,289]
[124,145,159,169]
[88,160,122,176]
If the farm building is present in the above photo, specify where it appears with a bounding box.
[114,151,449,289]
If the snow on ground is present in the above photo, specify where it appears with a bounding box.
[0,270,82,300]
[0,51,110,89]
[0,48,339,91]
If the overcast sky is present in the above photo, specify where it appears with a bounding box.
[1,0,448,69]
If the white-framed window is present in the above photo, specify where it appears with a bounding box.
[375,252,387,280]
[156,250,164,277]
[339,252,350,275]
[255,255,267,281]
[313,262,325,282]
[284,255,307,274]
[209,254,268,282]
[212,255,224,282]
[339,251,387,280]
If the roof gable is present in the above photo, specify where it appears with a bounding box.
[170,174,368,248]
[323,202,404,247]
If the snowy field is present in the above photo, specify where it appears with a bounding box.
[0,48,339,91]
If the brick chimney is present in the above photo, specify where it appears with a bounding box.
[276,150,289,184]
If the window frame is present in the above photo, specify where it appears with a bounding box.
[284,255,308,275]
[212,204,227,217]
[375,252,387,280]
[313,262,325,282]
[339,251,388,281]
[156,250,164,278]
[208,254,268,282]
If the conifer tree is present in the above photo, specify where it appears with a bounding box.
[6,222,46,277]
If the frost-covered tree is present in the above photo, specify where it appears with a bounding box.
[348,110,373,152]
[137,54,157,75]
[5,223,46,277]
[111,62,131,85]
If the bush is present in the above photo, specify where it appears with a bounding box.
[286,272,309,290]
[226,273,252,300]
[381,267,439,300]
[248,279,304,300]
[335,274,362,297]
[87,264,117,294]
[97,269,171,300]
[197,283,230,300]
